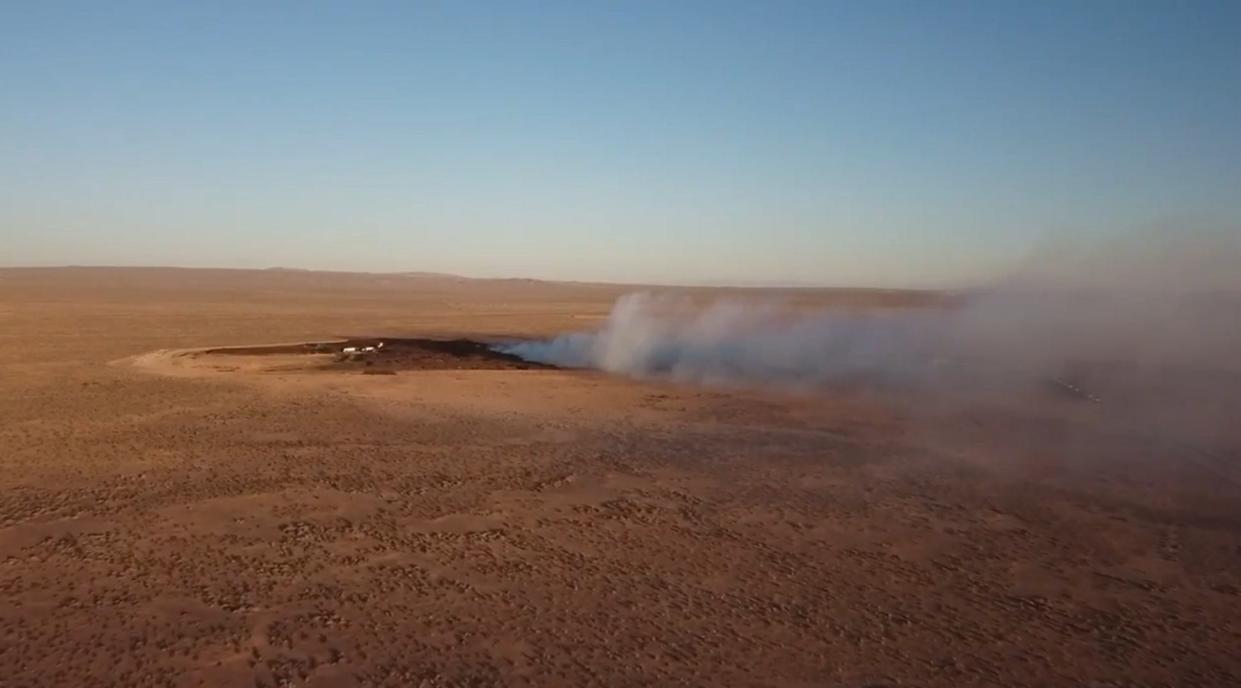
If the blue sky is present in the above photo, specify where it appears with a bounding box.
[2,1,1238,287]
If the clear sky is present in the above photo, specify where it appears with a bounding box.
[2,1,1238,287]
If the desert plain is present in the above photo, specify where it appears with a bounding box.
[1,266,1239,687]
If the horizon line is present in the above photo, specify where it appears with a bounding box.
[0,263,950,293]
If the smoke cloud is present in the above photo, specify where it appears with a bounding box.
[504,234,1239,380]
[498,232,1241,454]
[500,293,947,389]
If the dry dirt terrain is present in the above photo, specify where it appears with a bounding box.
[1,267,1238,688]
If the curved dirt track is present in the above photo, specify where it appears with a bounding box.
[2,267,1240,687]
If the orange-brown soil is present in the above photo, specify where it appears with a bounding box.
[0,267,1238,687]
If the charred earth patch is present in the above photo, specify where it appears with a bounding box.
[203,337,556,373]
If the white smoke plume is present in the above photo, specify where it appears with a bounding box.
[498,233,1241,454]
[503,233,1240,384]
[500,293,947,389]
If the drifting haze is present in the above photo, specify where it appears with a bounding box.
[501,234,1241,451]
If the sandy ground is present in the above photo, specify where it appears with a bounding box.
[1,267,1238,687]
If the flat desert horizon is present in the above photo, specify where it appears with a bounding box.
[1,266,1238,687]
